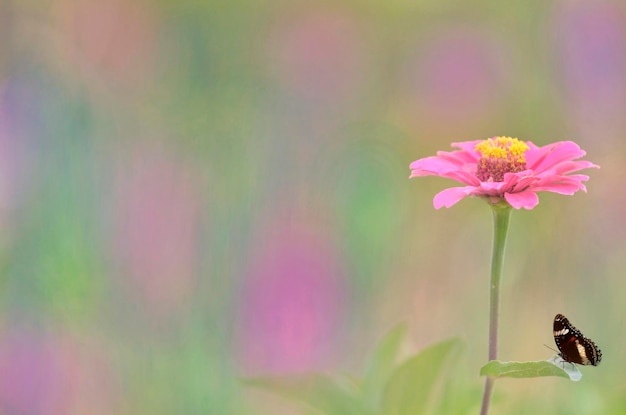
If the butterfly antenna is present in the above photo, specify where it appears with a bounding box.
[543,344,559,354]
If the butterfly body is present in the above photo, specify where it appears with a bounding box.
[553,313,602,366]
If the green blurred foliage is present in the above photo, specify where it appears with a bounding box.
[246,327,468,415]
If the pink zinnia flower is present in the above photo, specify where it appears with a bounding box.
[409,136,598,209]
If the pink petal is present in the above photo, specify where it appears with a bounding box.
[509,174,539,192]
[444,170,481,185]
[531,181,587,195]
[409,155,462,175]
[533,173,589,191]
[436,149,478,165]
[564,174,591,182]
[549,160,599,175]
[501,170,530,191]
[433,186,475,209]
[526,141,587,173]
[504,190,539,209]
[410,152,480,185]
[450,140,483,156]
[478,181,506,194]
[525,141,540,151]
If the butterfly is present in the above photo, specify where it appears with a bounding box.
[553,313,602,366]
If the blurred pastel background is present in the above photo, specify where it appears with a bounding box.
[0,0,625,414]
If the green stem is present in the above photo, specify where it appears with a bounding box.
[479,203,512,415]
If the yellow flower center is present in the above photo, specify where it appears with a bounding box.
[474,136,529,182]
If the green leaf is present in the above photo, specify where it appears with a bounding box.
[361,324,409,408]
[381,337,462,415]
[243,372,372,415]
[479,360,570,380]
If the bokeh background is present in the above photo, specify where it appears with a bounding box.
[0,0,625,414]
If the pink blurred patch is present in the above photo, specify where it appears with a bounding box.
[0,327,118,415]
[267,10,366,105]
[405,27,509,122]
[53,333,120,415]
[553,1,626,146]
[0,329,62,414]
[54,0,157,86]
[112,145,200,319]
[0,84,30,217]
[239,219,345,374]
